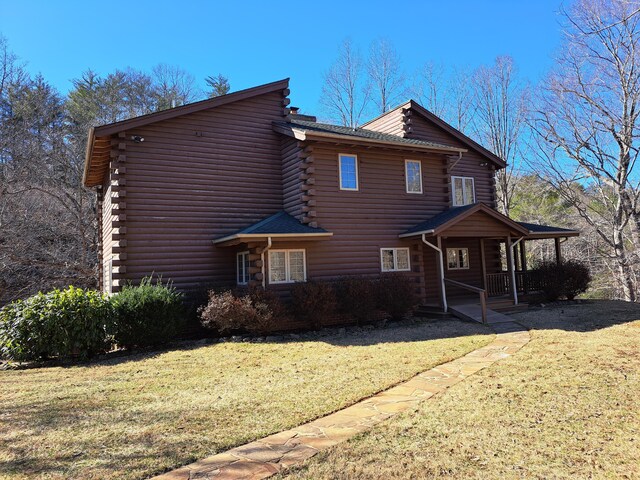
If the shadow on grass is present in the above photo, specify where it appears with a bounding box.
[513,299,640,333]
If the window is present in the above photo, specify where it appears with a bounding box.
[380,248,411,272]
[237,251,250,285]
[452,176,475,206]
[447,248,470,270]
[269,249,306,284]
[339,154,358,191]
[405,160,423,194]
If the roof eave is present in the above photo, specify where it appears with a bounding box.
[82,126,96,187]
[213,232,333,246]
[274,124,467,154]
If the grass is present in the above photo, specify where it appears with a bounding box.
[0,319,492,480]
[278,300,640,480]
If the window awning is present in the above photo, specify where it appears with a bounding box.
[213,211,333,247]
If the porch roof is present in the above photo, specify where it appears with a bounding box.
[213,211,333,246]
[399,203,530,238]
[518,221,580,239]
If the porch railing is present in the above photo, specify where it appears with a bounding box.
[486,271,547,297]
[444,278,487,324]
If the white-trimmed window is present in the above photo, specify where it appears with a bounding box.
[380,248,411,272]
[405,160,423,194]
[269,249,306,284]
[237,251,250,285]
[447,248,470,270]
[339,154,358,191]
[452,176,475,206]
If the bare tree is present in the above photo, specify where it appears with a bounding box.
[320,39,370,127]
[412,62,447,118]
[151,63,199,110]
[367,38,405,113]
[530,0,640,301]
[470,56,529,216]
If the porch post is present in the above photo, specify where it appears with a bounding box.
[506,235,518,305]
[479,238,487,289]
[554,237,562,265]
[520,240,528,294]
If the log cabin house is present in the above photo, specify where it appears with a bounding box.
[83,78,578,322]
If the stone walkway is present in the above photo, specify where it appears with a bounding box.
[151,321,531,480]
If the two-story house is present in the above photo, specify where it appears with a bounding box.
[83,78,577,321]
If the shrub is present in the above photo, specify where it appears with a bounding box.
[377,274,418,319]
[199,287,279,335]
[0,286,112,361]
[109,277,184,349]
[290,280,337,328]
[533,260,592,301]
[335,276,377,324]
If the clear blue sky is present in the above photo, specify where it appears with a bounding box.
[0,0,564,115]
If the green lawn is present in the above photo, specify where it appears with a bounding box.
[278,300,640,480]
[0,319,492,480]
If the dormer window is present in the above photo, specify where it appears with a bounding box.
[339,154,358,191]
[452,176,475,206]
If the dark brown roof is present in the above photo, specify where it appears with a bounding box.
[213,211,332,245]
[518,221,580,238]
[362,100,507,169]
[399,203,529,238]
[83,78,290,187]
[273,119,467,154]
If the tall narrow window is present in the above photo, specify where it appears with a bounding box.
[380,248,411,272]
[405,160,423,194]
[269,249,307,284]
[237,251,250,285]
[451,176,475,206]
[447,248,470,270]
[339,154,358,191]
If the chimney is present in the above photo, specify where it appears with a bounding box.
[288,106,316,122]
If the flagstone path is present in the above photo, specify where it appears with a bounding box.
[151,321,531,480]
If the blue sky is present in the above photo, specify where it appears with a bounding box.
[0,0,564,115]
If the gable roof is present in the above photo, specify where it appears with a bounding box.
[83,78,290,187]
[213,211,332,245]
[361,100,507,169]
[273,119,467,154]
[399,203,529,238]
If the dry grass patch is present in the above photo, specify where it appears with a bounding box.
[279,300,640,480]
[0,319,491,480]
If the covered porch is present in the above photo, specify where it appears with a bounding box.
[400,203,580,322]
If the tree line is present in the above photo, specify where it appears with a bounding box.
[1,0,639,303]
[320,0,640,301]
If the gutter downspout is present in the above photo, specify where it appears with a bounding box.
[449,151,463,170]
[509,237,524,305]
[422,234,447,312]
[261,237,272,288]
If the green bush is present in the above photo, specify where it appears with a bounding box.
[199,288,278,335]
[533,260,592,301]
[0,286,112,361]
[290,280,337,329]
[109,277,184,349]
[377,274,418,319]
[335,276,377,324]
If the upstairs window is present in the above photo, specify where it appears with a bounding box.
[452,176,475,206]
[380,248,411,272]
[269,249,306,284]
[339,154,358,191]
[405,160,423,194]
[447,248,470,270]
[237,251,250,285]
